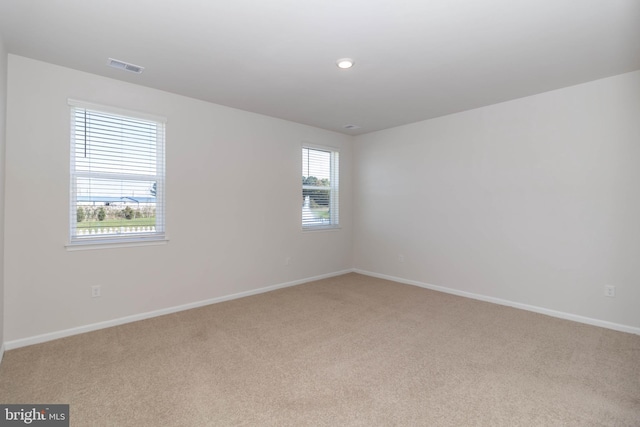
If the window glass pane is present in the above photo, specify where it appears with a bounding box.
[75,177,157,235]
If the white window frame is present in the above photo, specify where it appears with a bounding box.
[302,144,339,230]
[67,100,167,249]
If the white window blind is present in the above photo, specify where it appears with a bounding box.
[302,146,339,229]
[69,101,165,245]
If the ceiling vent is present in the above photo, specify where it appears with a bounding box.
[108,58,144,74]
[343,124,361,130]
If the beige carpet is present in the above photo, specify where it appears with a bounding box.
[1,273,639,426]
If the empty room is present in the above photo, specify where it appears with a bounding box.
[0,0,639,425]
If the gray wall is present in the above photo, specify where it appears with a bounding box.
[0,34,7,355]
[354,71,640,330]
[4,55,352,344]
[3,53,639,347]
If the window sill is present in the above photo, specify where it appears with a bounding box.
[302,225,341,233]
[66,237,169,251]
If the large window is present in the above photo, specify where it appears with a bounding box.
[69,101,165,246]
[302,146,339,229]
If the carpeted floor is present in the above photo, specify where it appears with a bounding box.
[1,273,639,426]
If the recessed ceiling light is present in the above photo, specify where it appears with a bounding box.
[336,58,354,69]
[108,58,144,74]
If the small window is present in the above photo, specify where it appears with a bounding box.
[302,146,339,229]
[69,101,166,246]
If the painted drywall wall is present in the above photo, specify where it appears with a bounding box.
[0,35,7,351]
[353,71,640,329]
[4,55,352,343]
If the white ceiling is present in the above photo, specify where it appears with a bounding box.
[1,0,639,135]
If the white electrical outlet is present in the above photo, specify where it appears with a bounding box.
[92,285,101,298]
[285,256,291,266]
[604,285,615,297]
[398,254,405,263]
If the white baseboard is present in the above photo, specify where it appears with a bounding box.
[6,268,637,352]
[353,269,640,336]
[4,269,352,351]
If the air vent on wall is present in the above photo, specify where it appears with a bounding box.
[108,58,144,74]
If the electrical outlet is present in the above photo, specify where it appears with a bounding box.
[285,256,291,266]
[398,254,405,263]
[604,285,615,297]
[92,285,101,298]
